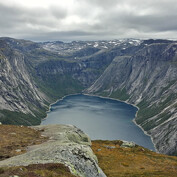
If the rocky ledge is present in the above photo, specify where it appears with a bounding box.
[0,124,106,177]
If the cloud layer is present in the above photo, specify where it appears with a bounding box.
[0,0,177,41]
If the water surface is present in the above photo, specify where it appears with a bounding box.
[41,94,155,150]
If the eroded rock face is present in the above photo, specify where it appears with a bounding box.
[0,124,106,177]
[1,37,177,156]
[0,39,50,125]
[86,41,177,155]
[0,37,119,125]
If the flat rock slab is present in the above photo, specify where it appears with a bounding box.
[0,124,106,177]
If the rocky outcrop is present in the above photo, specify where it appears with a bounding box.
[87,40,177,155]
[0,39,50,125]
[0,124,106,177]
[121,141,136,148]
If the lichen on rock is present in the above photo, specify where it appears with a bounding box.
[121,141,136,148]
[0,124,106,177]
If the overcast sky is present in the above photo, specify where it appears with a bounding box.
[0,0,177,42]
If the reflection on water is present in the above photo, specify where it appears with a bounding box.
[42,94,155,151]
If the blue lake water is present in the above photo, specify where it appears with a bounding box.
[41,94,155,151]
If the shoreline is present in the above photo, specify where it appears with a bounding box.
[43,92,157,152]
[83,93,158,152]
[42,93,81,121]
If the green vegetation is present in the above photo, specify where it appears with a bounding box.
[0,54,4,60]
[0,69,83,126]
[31,58,84,99]
[159,80,176,95]
[101,85,176,132]
[136,93,177,131]
[2,57,84,126]
[35,74,83,99]
[110,88,130,101]
[0,110,46,126]
[99,91,109,97]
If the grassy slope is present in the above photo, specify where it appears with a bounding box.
[0,164,76,177]
[92,140,177,177]
[0,109,47,126]
[0,125,48,160]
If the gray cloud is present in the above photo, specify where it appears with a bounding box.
[0,0,177,41]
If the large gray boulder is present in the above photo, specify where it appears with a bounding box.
[0,124,106,177]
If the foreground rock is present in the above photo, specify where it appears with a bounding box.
[0,124,106,177]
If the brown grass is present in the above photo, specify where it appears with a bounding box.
[1,125,177,177]
[92,140,177,177]
[0,125,78,177]
[0,125,48,160]
[0,163,76,177]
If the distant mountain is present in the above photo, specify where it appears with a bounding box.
[0,37,177,155]
[40,39,141,55]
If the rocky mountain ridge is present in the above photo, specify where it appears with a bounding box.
[0,39,50,125]
[0,37,177,155]
[87,40,177,155]
[0,37,141,125]
[41,38,141,55]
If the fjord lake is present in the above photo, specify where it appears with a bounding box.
[41,94,155,150]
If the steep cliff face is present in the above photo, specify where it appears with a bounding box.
[0,37,123,125]
[0,39,50,125]
[34,48,125,90]
[87,40,177,155]
[1,37,177,156]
